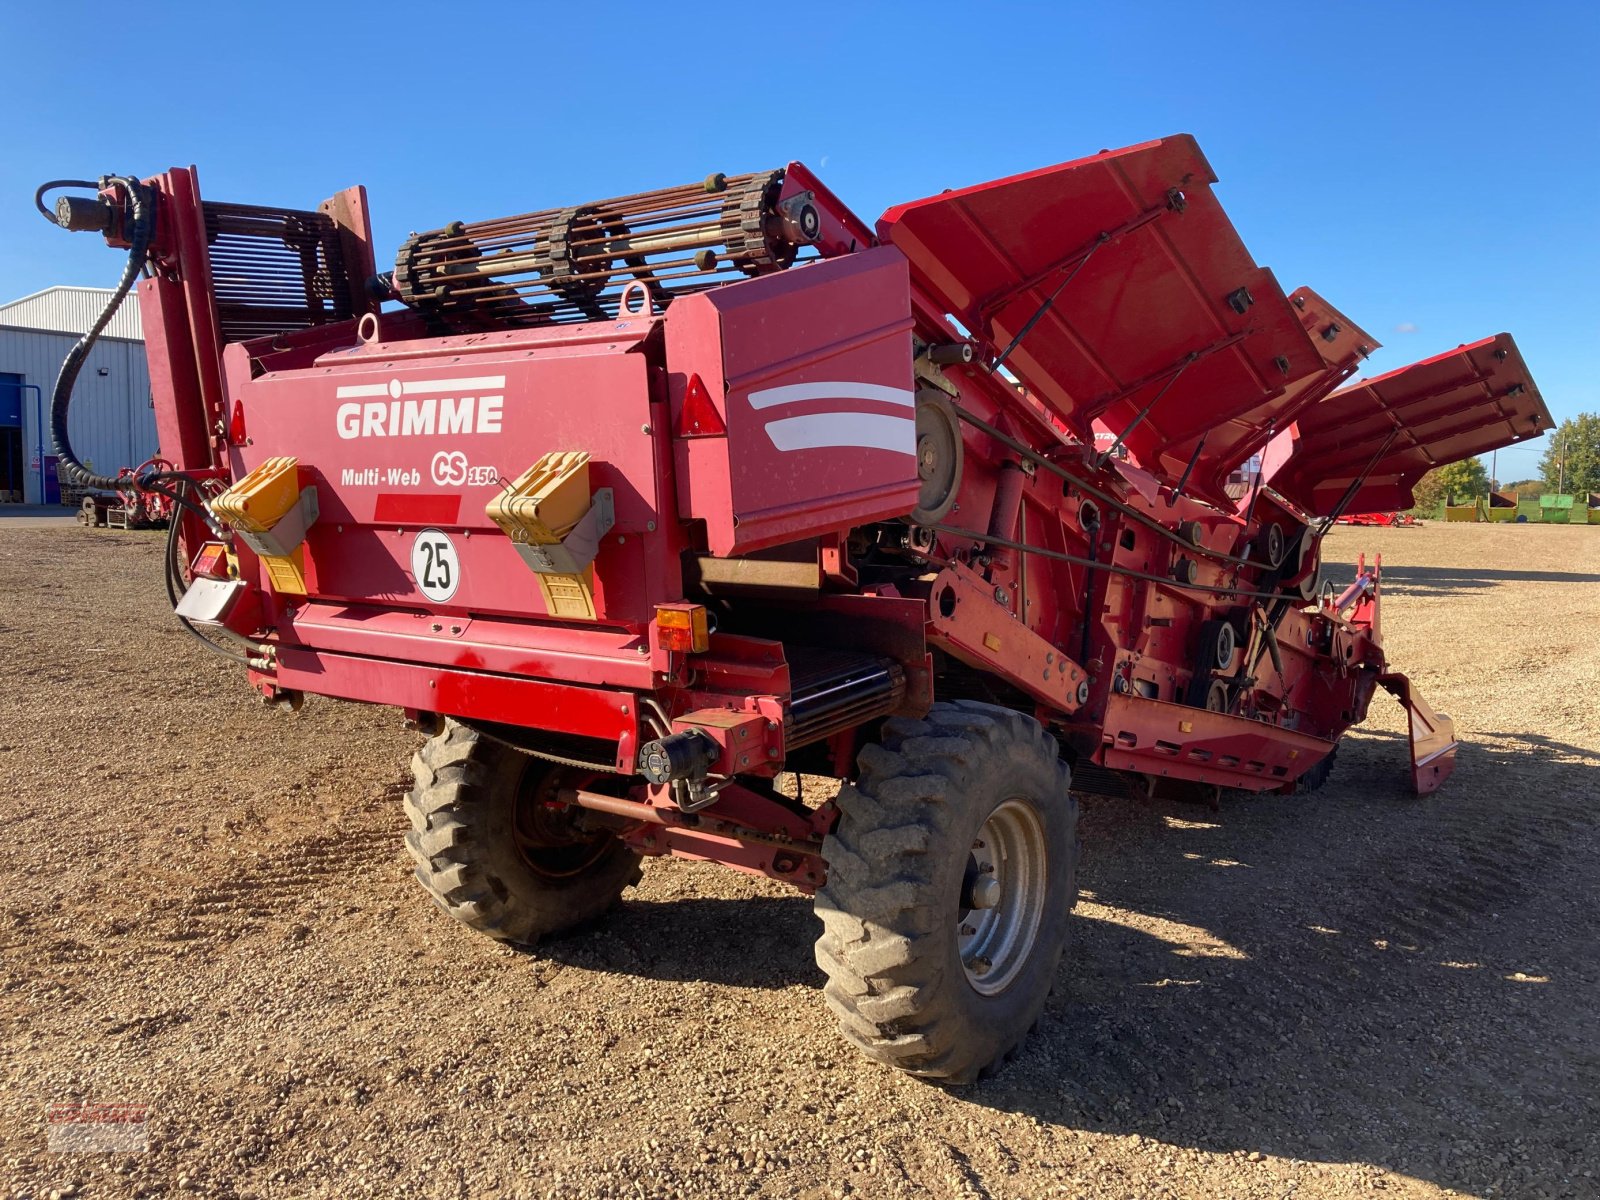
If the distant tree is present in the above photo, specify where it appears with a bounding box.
[1540,413,1600,496]
[1412,457,1490,511]
[1507,479,1544,499]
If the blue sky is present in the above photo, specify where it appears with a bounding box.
[3,1,1595,482]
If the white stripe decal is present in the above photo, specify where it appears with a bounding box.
[747,381,914,410]
[334,375,507,400]
[764,412,917,455]
[402,375,505,396]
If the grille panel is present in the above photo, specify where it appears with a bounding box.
[203,201,355,343]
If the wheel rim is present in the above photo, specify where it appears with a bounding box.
[511,765,616,879]
[958,798,1049,995]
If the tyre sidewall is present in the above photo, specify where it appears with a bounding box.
[924,739,1077,1071]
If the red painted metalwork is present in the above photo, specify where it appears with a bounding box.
[1377,672,1458,795]
[1334,512,1420,527]
[63,136,1549,893]
[1269,334,1552,515]
[877,136,1332,496]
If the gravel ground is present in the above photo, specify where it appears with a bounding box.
[1,521,1597,1200]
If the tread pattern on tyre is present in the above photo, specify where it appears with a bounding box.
[403,720,640,946]
[815,700,1078,1084]
[1293,745,1339,794]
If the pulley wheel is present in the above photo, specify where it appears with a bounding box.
[1258,521,1286,568]
[909,390,963,525]
[1212,620,1237,670]
[1293,540,1321,601]
[1196,618,1237,672]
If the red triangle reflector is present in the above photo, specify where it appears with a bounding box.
[676,373,726,438]
[228,399,248,446]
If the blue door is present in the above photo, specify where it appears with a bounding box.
[0,372,23,502]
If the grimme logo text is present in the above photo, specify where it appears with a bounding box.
[333,375,506,440]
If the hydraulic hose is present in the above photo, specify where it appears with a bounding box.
[46,176,156,491]
[34,179,100,222]
[163,479,258,666]
[41,176,221,533]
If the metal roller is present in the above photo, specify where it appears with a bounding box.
[393,168,819,328]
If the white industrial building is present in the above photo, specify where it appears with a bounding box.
[0,286,155,505]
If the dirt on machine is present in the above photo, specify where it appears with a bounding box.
[40,135,1552,1083]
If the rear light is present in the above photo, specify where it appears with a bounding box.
[655,603,710,653]
[190,541,232,580]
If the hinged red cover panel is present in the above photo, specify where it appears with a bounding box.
[1268,334,1553,515]
[1187,287,1380,506]
[877,135,1327,492]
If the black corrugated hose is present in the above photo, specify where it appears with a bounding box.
[42,176,255,664]
[47,176,154,491]
[40,176,214,528]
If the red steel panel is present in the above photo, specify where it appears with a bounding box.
[1098,693,1335,792]
[226,320,673,623]
[1185,287,1379,506]
[925,563,1086,715]
[877,135,1326,489]
[283,601,655,689]
[664,247,920,555]
[1269,334,1552,515]
[273,646,639,753]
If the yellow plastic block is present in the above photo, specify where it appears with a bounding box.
[261,548,309,595]
[486,451,592,545]
[536,568,598,620]
[213,457,310,596]
[213,457,301,533]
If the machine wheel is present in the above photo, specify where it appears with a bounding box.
[814,701,1078,1084]
[404,720,643,945]
[1292,746,1339,794]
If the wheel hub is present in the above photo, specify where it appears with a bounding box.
[513,765,616,879]
[957,798,1048,995]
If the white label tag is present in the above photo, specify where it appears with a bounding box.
[411,529,461,603]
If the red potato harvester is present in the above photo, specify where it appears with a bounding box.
[40,136,1553,1083]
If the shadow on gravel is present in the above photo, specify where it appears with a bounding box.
[959,732,1600,1196]
[1475,730,1600,763]
[515,732,1598,1195]
[533,896,824,990]
[1320,560,1600,597]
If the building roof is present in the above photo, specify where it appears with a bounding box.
[0,286,143,341]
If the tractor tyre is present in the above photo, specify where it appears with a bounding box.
[404,720,643,946]
[814,701,1078,1084]
[1293,745,1339,795]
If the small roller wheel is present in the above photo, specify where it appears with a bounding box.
[404,721,643,946]
[1256,521,1286,568]
[1184,620,1237,708]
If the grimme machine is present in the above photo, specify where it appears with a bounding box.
[40,135,1552,1082]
